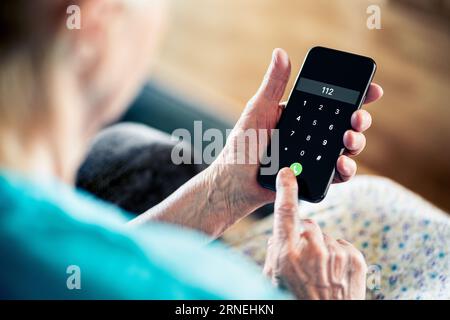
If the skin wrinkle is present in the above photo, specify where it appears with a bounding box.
[206,165,235,237]
[262,77,288,102]
[328,250,346,299]
[265,169,368,299]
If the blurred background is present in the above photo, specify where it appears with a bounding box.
[127,0,450,212]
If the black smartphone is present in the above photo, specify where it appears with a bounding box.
[258,46,377,202]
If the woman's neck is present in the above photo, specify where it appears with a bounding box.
[0,126,87,185]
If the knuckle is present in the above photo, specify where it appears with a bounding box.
[301,218,321,231]
[286,250,298,264]
[309,243,328,261]
[301,229,317,240]
[325,237,346,261]
[277,250,295,274]
[332,249,347,265]
[350,251,367,272]
[337,238,351,246]
[275,202,297,214]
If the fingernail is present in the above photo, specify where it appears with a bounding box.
[276,167,295,189]
[271,49,277,62]
[282,167,295,179]
[268,50,277,70]
[268,48,289,76]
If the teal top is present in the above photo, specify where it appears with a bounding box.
[0,171,287,299]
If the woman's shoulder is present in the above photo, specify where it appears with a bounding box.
[0,170,205,298]
[0,170,285,299]
[0,169,128,226]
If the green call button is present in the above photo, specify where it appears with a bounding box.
[289,162,303,176]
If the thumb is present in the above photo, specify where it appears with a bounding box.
[273,167,300,243]
[250,48,291,109]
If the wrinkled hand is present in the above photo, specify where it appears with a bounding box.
[263,168,367,299]
[212,48,383,221]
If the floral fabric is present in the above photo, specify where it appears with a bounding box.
[227,176,450,300]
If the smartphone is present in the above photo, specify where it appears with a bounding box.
[258,46,377,202]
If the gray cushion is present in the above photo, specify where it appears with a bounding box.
[76,123,206,215]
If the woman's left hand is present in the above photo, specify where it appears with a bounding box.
[211,48,383,223]
[133,48,382,238]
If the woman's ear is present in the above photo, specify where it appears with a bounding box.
[65,0,166,130]
[69,0,124,84]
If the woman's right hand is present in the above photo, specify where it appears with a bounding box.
[263,168,368,300]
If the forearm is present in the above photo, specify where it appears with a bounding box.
[128,164,249,238]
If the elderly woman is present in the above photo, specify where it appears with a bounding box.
[0,1,390,299]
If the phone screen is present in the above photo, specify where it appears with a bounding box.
[258,46,376,202]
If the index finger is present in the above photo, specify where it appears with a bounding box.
[273,168,300,242]
[363,83,383,105]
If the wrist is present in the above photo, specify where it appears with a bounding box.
[207,159,270,227]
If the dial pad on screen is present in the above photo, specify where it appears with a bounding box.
[278,91,354,176]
